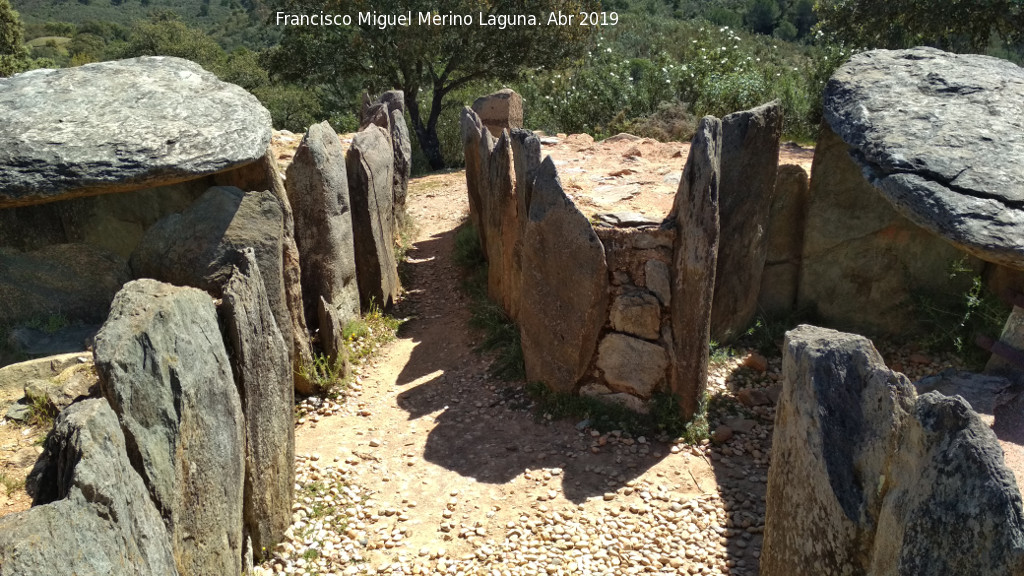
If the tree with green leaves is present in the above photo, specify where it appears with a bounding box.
[816,0,1024,53]
[0,0,29,77]
[266,0,597,169]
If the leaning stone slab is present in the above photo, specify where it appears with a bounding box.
[668,116,722,420]
[519,157,609,393]
[94,279,244,576]
[220,249,294,558]
[0,57,271,208]
[825,47,1024,270]
[758,164,809,317]
[286,122,361,331]
[347,125,399,309]
[461,107,488,250]
[711,101,783,342]
[0,399,179,576]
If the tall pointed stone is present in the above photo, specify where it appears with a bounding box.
[519,157,609,393]
[347,125,399,309]
[286,121,361,353]
[220,249,294,559]
[668,116,722,420]
[710,102,783,342]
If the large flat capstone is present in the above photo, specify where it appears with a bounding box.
[0,57,272,208]
[824,47,1024,269]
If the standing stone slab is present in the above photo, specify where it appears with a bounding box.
[520,157,609,393]
[824,48,1024,270]
[711,102,783,342]
[758,164,809,317]
[797,124,979,336]
[221,249,294,558]
[0,399,179,576]
[480,131,518,316]
[0,57,271,208]
[94,279,244,576]
[130,186,290,349]
[461,107,488,251]
[347,125,399,309]
[472,89,524,137]
[286,121,362,333]
[762,325,917,576]
[215,148,313,374]
[668,116,722,420]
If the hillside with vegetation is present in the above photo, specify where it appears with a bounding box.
[3,0,1023,170]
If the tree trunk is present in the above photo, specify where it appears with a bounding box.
[406,89,446,170]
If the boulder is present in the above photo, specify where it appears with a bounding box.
[347,125,399,309]
[0,57,271,208]
[596,333,669,398]
[609,291,662,340]
[914,370,1014,425]
[93,279,244,576]
[0,243,130,326]
[23,362,100,413]
[286,122,361,335]
[711,101,783,342]
[667,116,722,420]
[758,164,809,317]
[130,186,290,349]
[220,249,294,557]
[762,325,1024,576]
[519,157,609,393]
[824,48,1024,270]
[472,89,524,137]
[797,124,979,336]
[4,324,98,360]
[0,399,179,576]
[763,325,917,576]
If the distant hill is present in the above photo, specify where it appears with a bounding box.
[12,0,279,49]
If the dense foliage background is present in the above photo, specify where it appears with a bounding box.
[3,0,1022,170]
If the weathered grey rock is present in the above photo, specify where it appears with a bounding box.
[130,186,290,348]
[360,103,390,131]
[347,125,399,309]
[519,157,609,393]
[763,325,1024,576]
[317,296,349,370]
[758,164,809,317]
[711,102,783,342]
[797,124,979,336]
[762,325,916,576]
[0,243,130,326]
[644,259,671,307]
[215,148,313,375]
[609,291,661,340]
[596,333,669,398]
[5,324,98,360]
[0,399,179,576]
[378,90,405,114]
[472,89,524,137]
[508,128,542,322]
[825,48,1024,270]
[94,280,244,576]
[220,249,294,558]
[461,108,488,245]
[0,57,271,208]
[667,116,722,420]
[286,122,361,337]
[4,402,30,422]
[595,212,661,228]
[870,393,1024,576]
